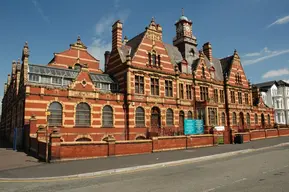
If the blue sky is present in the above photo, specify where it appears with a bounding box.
[1,0,289,100]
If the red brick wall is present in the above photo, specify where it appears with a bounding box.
[59,142,108,159]
[115,140,152,155]
[153,136,187,151]
[265,129,278,138]
[250,130,266,140]
[187,135,214,148]
[278,128,289,136]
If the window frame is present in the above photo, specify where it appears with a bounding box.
[150,78,159,96]
[135,107,145,127]
[165,80,173,97]
[166,108,174,126]
[186,84,192,100]
[75,102,91,127]
[102,105,114,127]
[47,102,63,126]
[135,75,144,94]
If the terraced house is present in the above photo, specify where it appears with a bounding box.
[1,13,274,146]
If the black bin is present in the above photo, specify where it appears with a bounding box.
[234,134,244,144]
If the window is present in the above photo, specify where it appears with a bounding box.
[52,77,62,85]
[245,93,249,104]
[214,89,218,103]
[102,105,113,127]
[221,112,225,125]
[276,100,280,108]
[74,64,81,71]
[209,108,217,126]
[246,113,250,126]
[200,86,209,101]
[135,75,144,94]
[165,80,173,97]
[267,114,270,125]
[235,72,242,84]
[232,112,237,125]
[148,53,151,65]
[166,108,174,126]
[47,102,62,126]
[151,78,159,95]
[152,53,157,66]
[135,107,145,127]
[186,85,192,99]
[29,74,39,82]
[158,55,161,66]
[188,111,193,119]
[76,103,91,126]
[220,90,224,103]
[255,114,258,124]
[277,113,281,122]
[202,66,206,78]
[41,76,51,84]
[179,83,184,99]
[238,92,242,104]
[230,91,235,103]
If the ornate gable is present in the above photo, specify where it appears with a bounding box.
[69,67,95,92]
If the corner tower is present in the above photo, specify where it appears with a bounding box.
[173,9,198,63]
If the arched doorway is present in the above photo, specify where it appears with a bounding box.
[151,107,161,129]
[239,112,244,130]
[261,113,265,128]
[179,111,185,134]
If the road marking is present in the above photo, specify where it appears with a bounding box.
[204,178,247,192]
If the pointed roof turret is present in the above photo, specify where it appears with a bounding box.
[70,35,87,49]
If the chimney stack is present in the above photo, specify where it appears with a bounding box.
[104,51,111,72]
[203,42,212,63]
[112,20,123,51]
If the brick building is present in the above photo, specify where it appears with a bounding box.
[1,13,274,145]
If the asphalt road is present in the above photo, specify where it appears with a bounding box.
[1,144,288,192]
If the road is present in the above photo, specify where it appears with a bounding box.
[1,144,288,192]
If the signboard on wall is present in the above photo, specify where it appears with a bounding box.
[184,119,204,135]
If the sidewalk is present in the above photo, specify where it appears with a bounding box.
[0,136,289,178]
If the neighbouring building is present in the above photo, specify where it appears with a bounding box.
[1,13,274,145]
[254,80,289,125]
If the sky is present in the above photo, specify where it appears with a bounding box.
[1,0,289,102]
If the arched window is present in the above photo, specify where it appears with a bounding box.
[267,114,271,125]
[102,105,113,127]
[48,102,62,126]
[255,114,258,124]
[246,113,250,126]
[148,53,151,65]
[74,64,81,71]
[209,109,217,126]
[135,107,145,127]
[76,102,90,126]
[152,53,157,66]
[157,55,161,66]
[221,112,226,126]
[188,111,193,119]
[232,112,237,125]
[166,108,174,126]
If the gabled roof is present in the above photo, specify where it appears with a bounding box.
[163,43,183,65]
[277,80,289,86]
[126,32,145,58]
[220,55,234,75]
[253,80,277,92]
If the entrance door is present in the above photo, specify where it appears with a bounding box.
[179,111,184,134]
[151,107,161,129]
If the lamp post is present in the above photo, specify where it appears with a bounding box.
[45,111,51,163]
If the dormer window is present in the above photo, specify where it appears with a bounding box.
[148,51,161,67]
[74,64,82,71]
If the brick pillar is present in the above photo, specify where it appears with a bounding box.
[152,137,158,152]
[49,130,61,162]
[29,116,38,134]
[106,135,116,156]
[36,125,46,159]
[223,130,232,144]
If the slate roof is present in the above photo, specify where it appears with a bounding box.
[220,55,234,75]
[277,80,289,86]
[89,73,115,83]
[28,64,79,78]
[163,43,183,65]
[253,80,277,92]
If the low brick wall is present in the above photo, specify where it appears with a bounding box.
[235,132,250,143]
[250,130,266,140]
[153,136,187,152]
[115,140,152,156]
[278,128,289,136]
[187,135,214,148]
[265,129,279,138]
[59,142,108,160]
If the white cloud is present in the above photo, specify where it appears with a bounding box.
[88,8,130,70]
[242,47,289,65]
[284,79,289,83]
[267,15,289,28]
[262,68,289,79]
[32,0,50,24]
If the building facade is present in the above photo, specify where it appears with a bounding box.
[254,80,289,125]
[1,14,274,144]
